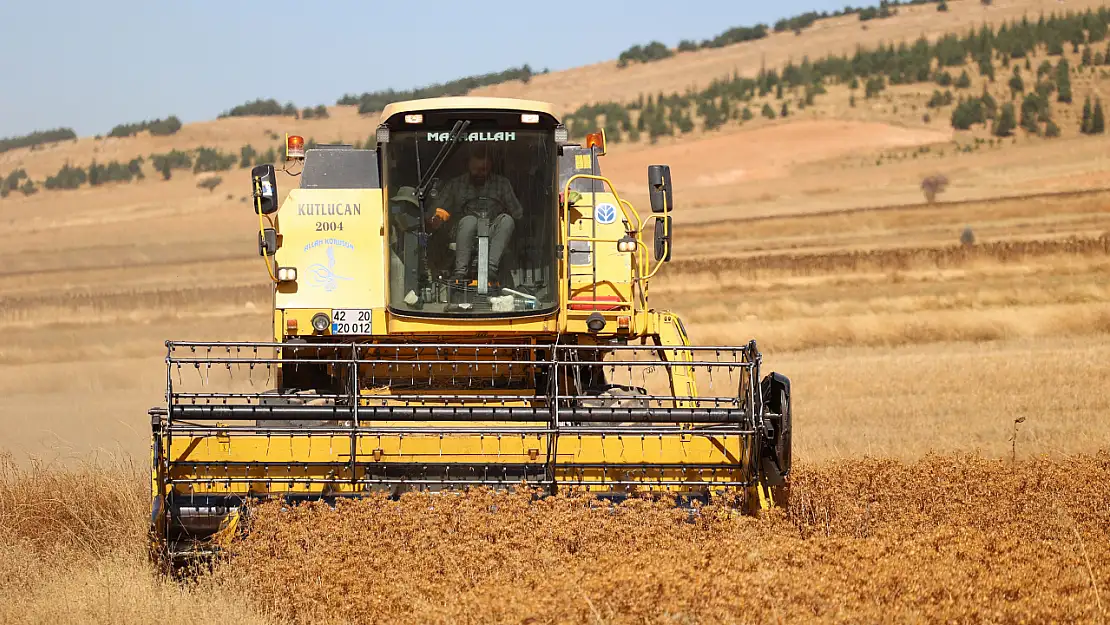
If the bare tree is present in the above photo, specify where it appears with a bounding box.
[921,174,950,203]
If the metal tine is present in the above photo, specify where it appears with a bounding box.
[369,345,377,389]
[491,347,498,389]
[450,347,458,386]
[708,351,717,398]
[424,346,432,386]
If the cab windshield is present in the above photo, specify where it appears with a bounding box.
[385,116,557,316]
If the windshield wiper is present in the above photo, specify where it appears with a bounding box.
[416,119,470,203]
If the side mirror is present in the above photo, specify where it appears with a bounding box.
[653,216,672,262]
[648,165,673,214]
[259,227,277,256]
[252,164,278,214]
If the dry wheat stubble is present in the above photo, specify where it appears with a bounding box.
[209,453,1110,625]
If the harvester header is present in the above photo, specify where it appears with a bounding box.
[149,96,791,567]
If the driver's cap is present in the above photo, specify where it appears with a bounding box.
[390,186,419,207]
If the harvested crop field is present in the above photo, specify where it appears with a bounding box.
[3,453,1108,624]
[6,2,1110,620]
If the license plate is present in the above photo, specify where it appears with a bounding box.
[331,309,373,334]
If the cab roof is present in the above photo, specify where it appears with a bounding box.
[379,96,558,124]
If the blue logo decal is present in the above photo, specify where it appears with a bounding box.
[307,245,352,292]
[595,203,618,225]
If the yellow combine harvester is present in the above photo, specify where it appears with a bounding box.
[148,97,792,566]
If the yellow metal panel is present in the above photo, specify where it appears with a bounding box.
[567,191,634,307]
[167,431,746,466]
[386,311,558,336]
[276,308,391,338]
[274,189,385,311]
[169,431,547,465]
[164,429,751,496]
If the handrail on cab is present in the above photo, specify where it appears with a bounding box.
[560,174,645,327]
[561,173,642,234]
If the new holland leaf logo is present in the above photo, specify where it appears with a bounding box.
[595,203,617,225]
[307,246,352,292]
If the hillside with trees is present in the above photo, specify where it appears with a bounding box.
[615,0,935,68]
[566,7,1110,143]
[3,1,1110,203]
[108,116,183,138]
[0,128,77,154]
[337,65,543,115]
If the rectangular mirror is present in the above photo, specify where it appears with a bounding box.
[252,164,279,214]
[648,164,673,213]
[653,216,671,262]
[259,227,277,256]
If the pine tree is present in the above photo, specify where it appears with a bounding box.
[1093,97,1106,134]
[981,89,998,119]
[780,101,790,117]
[978,54,996,82]
[993,102,1016,136]
[775,82,784,100]
[1045,119,1061,137]
[761,103,776,119]
[239,144,257,169]
[677,111,695,134]
[1056,59,1073,103]
[1083,46,1094,66]
[1037,60,1054,80]
[1008,66,1024,98]
[955,70,972,89]
[1081,95,1093,134]
[1019,93,1041,134]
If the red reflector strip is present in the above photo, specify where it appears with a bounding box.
[569,295,622,311]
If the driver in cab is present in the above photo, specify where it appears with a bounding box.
[430,144,524,284]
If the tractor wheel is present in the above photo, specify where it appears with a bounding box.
[759,373,792,510]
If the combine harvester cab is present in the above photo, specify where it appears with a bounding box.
[148,97,792,567]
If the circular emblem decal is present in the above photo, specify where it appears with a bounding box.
[595,203,618,225]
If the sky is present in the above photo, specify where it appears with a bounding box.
[0,0,873,138]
